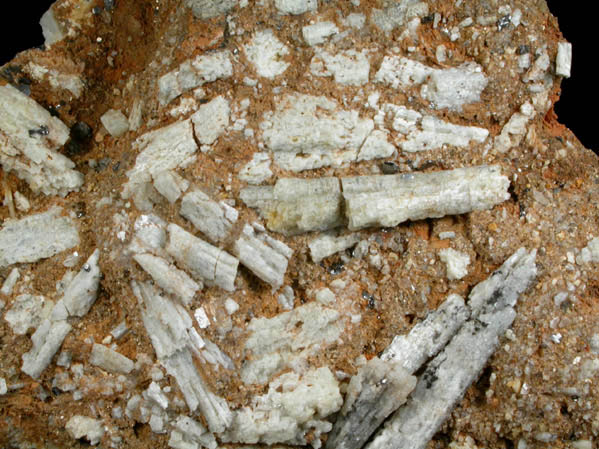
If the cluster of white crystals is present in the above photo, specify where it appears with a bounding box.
[0,207,79,268]
[133,281,233,433]
[65,415,105,446]
[180,190,238,243]
[22,250,102,379]
[223,367,343,448]
[158,51,233,105]
[374,56,488,111]
[494,102,536,153]
[260,93,396,172]
[190,95,230,148]
[241,302,345,384]
[178,186,293,289]
[438,248,470,280]
[326,249,536,449]
[244,30,290,79]
[122,119,198,210]
[241,165,510,234]
[382,104,489,152]
[168,415,217,449]
[365,249,537,449]
[302,21,339,46]
[310,49,371,86]
[232,223,293,289]
[0,84,84,196]
[166,224,238,292]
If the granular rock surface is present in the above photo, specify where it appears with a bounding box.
[0,1,597,448]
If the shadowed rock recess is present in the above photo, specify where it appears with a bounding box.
[1,1,597,449]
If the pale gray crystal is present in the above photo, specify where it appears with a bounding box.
[100,109,129,137]
[190,96,230,145]
[185,0,236,20]
[153,170,189,204]
[60,249,102,318]
[158,51,233,106]
[233,224,292,289]
[163,349,232,433]
[0,267,20,295]
[134,253,200,306]
[309,233,360,263]
[343,165,510,231]
[122,120,197,210]
[274,0,318,15]
[0,207,79,269]
[40,7,65,47]
[326,357,416,449]
[168,415,217,449]
[21,319,72,379]
[4,294,46,335]
[166,224,238,292]
[65,415,105,446]
[241,177,343,235]
[180,190,238,243]
[381,294,469,373]
[366,248,537,449]
[89,344,134,375]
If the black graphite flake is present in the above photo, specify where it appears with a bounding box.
[362,290,376,309]
[328,261,344,275]
[28,125,49,137]
[423,370,438,389]
[497,15,511,31]
[381,161,400,174]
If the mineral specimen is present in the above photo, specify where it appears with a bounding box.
[0,1,595,448]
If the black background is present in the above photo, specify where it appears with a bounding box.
[0,1,595,152]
